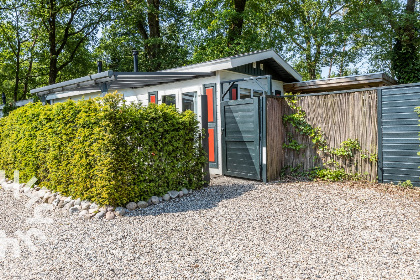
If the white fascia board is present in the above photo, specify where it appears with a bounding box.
[46,89,101,101]
[30,70,114,95]
[168,60,233,73]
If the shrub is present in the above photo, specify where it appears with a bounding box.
[0,93,206,206]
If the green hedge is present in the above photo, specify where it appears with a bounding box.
[0,93,206,206]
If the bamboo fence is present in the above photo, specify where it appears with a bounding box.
[267,90,378,181]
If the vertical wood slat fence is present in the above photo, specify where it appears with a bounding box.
[267,90,378,181]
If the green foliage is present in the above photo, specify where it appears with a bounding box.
[0,93,206,206]
[398,180,414,189]
[329,139,361,158]
[1,101,17,117]
[310,167,348,181]
[282,133,306,151]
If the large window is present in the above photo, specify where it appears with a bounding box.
[162,94,176,106]
[182,92,197,113]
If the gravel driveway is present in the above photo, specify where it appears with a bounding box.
[0,176,419,279]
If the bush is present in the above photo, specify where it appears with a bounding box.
[0,93,206,205]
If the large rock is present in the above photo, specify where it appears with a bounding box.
[106,212,115,220]
[95,211,106,219]
[151,196,159,205]
[66,200,75,208]
[181,188,189,195]
[168,190,179,199]
[162,194,170,201]
[90,203,99,210]
[52,198,60,207]
[126,202,137,210]
[137,201,148,209]
[57,200,65,208]
[115,207,126,217]
[63,203,72,213]
[69,206,81,215]
[74,198,81,206]
[81,202,91,211]
[178,191,184,198]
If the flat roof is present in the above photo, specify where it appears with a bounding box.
[283,73,397,94]
[31,71,215,96]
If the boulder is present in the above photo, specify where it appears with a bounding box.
[106,212,115,220]
[126,202,137,210]
[137,201,148,209]
[151,196,159,205]
[168,190,179,199]
[115,207,126,217]
[69,206,81,215]
[94,211,106,219]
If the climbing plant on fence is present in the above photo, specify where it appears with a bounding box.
[0,93,206,206]
[281,93,378,181]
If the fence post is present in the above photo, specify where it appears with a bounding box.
[201,95,210,186]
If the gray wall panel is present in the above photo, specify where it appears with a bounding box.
[380,87,420,186]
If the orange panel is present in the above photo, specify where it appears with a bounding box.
[206,88,214,123]
[150,95,156,104]
[208,128,215,162]
[232,88,237,100]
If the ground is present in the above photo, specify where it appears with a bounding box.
[0,177,419,279]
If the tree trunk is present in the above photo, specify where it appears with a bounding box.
[13,43,20,102]
[48,0,58,85]
[227,0,247,46]
[145,0,161,71]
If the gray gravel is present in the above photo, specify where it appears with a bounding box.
[0,176,419,279]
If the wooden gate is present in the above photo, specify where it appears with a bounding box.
[221,98,261,180]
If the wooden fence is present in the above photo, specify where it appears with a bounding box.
[267,90,378,181]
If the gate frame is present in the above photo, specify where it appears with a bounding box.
[220,75,271,182]
[221,97,262,180]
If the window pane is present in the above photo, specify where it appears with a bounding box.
[162,94,176,106]
[182,92,196,112]
[240,88,251,99]
[253,90,263,97]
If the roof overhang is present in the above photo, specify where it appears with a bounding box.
[31,71,215,96]
[162,50,302,82]
[284,73,397,94]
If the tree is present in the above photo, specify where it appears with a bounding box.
[32,0,111,84]
[0,0,41,101]
[96,0,189,72]
[190,0,265,62]
[370,0,420,83]
[260,0,362,80]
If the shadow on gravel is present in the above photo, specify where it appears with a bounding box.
[128,178,258,217]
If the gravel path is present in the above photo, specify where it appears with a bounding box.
[0,176,419,279]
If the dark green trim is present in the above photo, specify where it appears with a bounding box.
[203,83,218,169]
[221,97,261,181]
[148,91,158,103]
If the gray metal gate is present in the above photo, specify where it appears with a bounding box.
[379,86,420,185]
[221,98,261,180]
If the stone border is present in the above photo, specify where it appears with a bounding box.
[0,178,193,220]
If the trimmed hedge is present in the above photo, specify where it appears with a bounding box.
[0,93,206,206]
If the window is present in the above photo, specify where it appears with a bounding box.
[253,90,263,97]
[162,94,176,106]
[240,88,251,99]
[182,92,197,113]
[148,91,158,104]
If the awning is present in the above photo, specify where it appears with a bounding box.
[30,70,215,96]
